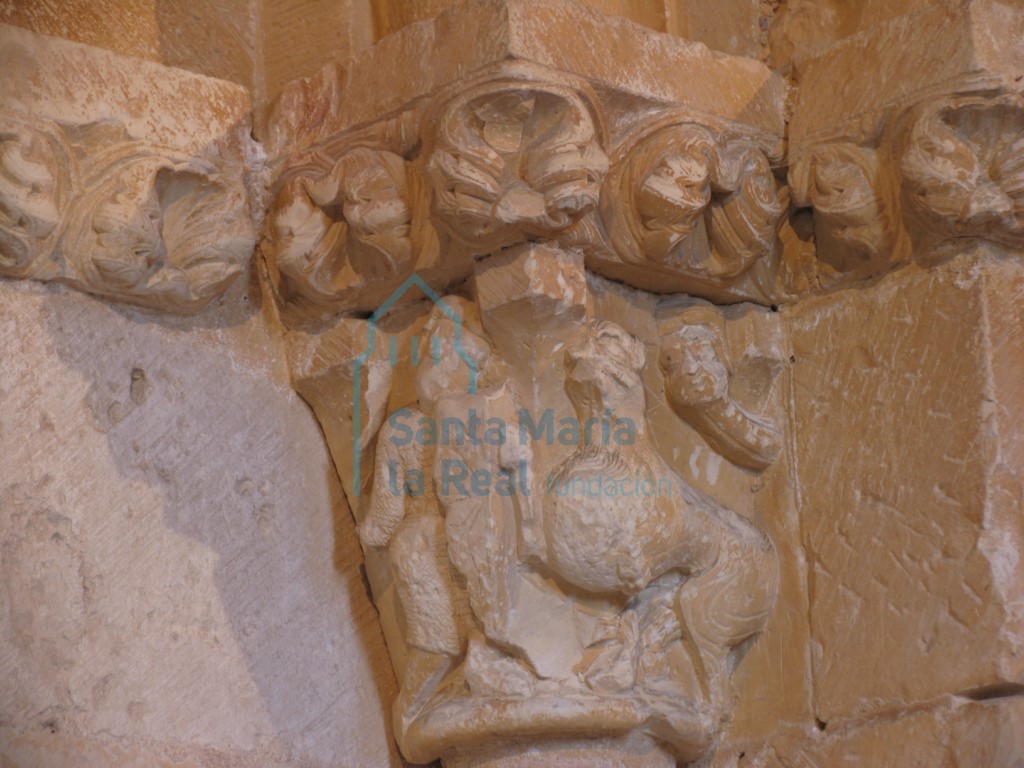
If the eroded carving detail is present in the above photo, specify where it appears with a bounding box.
[791,94,1024,289]
[657,300,782,472]
[0,121,66,276]
[789,142,902,284]
[353,265,779,765]
[426,82,609,254]
[899,95,1024,253]
[0,120,254,313]
[600,123,785,292]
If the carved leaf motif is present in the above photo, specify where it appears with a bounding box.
[269,148,418,313]
[602,124,784,286]
[1,119,253,313]
[789,142,899,279]
[900,97,1024,248]
[0,122,67,277]
[63,155,253,313]
[427,84,608,254]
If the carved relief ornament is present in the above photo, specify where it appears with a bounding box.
[0,118,255,313]
[265,68,789,325]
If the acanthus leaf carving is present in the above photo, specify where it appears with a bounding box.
[425,81,609,255]
[0,119,255,314]
[599,122,786,291]
[268,147,437,318]
[0,120,67,277]
[789,141,904,285]
[898,94,1024,253]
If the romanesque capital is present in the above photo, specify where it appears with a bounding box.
[266,2,788,764]
[0,25,258,313]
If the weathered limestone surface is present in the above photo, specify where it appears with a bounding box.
[5,0,1024,765]
[0,24,259,313]
[708,696,1024,767]
[789,252,1024,723]
[767,0,945,70]
[0,278,401,767]
[0,1,375,135]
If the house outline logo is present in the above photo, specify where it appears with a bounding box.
[352,272,480,496]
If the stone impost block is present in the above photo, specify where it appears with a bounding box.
[263,0,789,325]
[0,24,258,313]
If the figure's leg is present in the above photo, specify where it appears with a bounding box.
[675,522,778,709]
[444,497,520,646]
[390,513,464,655]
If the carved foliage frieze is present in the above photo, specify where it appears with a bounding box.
[790,92,1024,288]
[0,119,255,313]
[265,70,787,324]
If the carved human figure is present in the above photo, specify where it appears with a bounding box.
[360,300,480,723]
[658,302,781,471]
[542,320,778,712]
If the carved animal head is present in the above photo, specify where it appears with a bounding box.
[564,320,645,417]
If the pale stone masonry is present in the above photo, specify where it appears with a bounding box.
[2,1,1024,766]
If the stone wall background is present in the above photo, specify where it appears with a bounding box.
[0,276,402,766]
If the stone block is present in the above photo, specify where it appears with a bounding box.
[0,279,401,766]
[788,252,1024,722]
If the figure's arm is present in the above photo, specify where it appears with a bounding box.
[359,429,408,548]
[660,324,781,472]
[673,398,780,472]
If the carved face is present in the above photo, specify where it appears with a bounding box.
[659,323,729,407]
[564,320,645,416]
[900,98,1024,248]
[427,83,608,254]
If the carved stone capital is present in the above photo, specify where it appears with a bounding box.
[264,0,787,326]
[788,0,1024,291]
[0,24,257,314]
[267,4,788,763]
